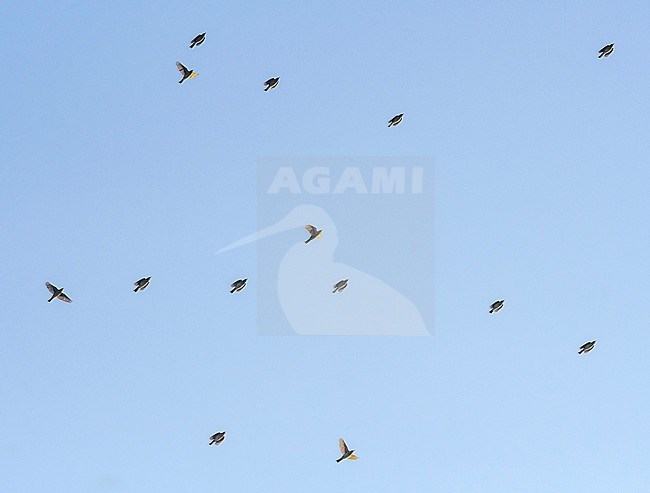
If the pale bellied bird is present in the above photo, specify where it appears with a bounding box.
[45,282,72,303]
[304,224,323,244]
[336,438,358,463]
[176,61,198,83]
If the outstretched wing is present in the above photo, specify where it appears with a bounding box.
[305,225,318,235]
[339,439,349,455]
[176,61,189,76]
[46,282,56,294]
[58,293,72,303]
[348,454,358,460]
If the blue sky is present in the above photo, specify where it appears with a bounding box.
[1,1,650,491]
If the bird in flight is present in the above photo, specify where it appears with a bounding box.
[45,282,72,303]
[304,224,323,244]
[598,43,614,58]
[336,438,358,463]
[578,340,596,354]
[209,431,226,446]
[333,279,348,293]
[176,61,198,84]
[190,32,206,49]
[489,299,504,313]
[388,114,404,127]
[264,77,280,91]
[230,279,247,293]
[133,277,151,293]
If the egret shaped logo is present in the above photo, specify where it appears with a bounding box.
[217,204,428,335]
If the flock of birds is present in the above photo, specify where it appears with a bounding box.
[44,32,612,462]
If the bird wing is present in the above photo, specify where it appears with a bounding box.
[191,34,203,44]
[231,281,240,288]
[134,278,145,286]
[46,282,56,294]
[305,225,318,235]
[339,439,349,455]
[265,78,275,86]
[348,454,358,460]
[58,293,72,303]
[176,61,189,76]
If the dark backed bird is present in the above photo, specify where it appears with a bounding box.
[388,114,403,127]
[133,277,151,293]
[598,43,614,58]
[230,279,247,293]
[333,279,348,293]
[489,299,504,313]
[209,431,226,446]
[190,32,206,49]
[578,340,596,354]
[264,77,280,91]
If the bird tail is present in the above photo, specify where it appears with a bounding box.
[598,53,604,58]
[190,43,196,49]
[178,80,183,84]
[489,309,494,313]
[264,86,270,91]
[230,288,236,293]
[578,349,584,354]
[336,458,343,463]
[134,287,139,292]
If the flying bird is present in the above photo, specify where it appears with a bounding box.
[133,277,151,293]
[336,438,358,463]
[388,114,403,127]
[578,340,596,354]
[489,299,504,313]
[190,32,206,49]
[230,279,247,293]
[45,282,72,303]
[333,279,348,293]
[209,431,226,446]
[176,61,198,83]
[304,224,323,244]
[598,43,614,58]
[264,77,280,91]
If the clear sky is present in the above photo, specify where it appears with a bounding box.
[1,1,650,491]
